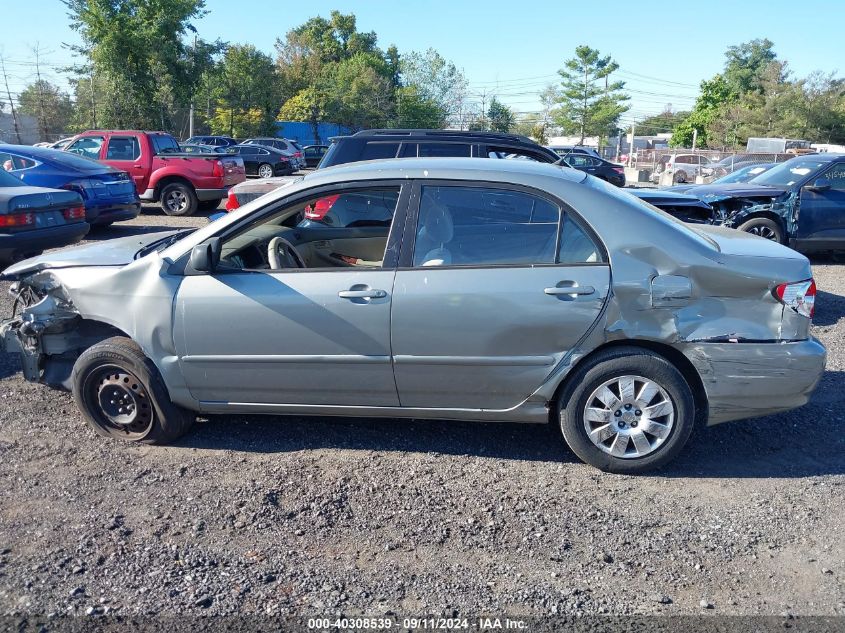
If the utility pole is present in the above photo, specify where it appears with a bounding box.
[627,123,635,167]
[189,32,197,138]
[0,57,22,143]
[32,44,48,141]
[89,74,97,129]
[692,128,698,151]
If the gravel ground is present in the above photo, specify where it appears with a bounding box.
[0,206,843,622]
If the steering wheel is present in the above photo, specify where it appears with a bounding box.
[267,236,307,269]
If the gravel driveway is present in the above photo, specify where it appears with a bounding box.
[0,207,843,622]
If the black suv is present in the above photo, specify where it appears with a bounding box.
[319,129,561,168]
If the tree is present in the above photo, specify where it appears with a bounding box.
[207,44,279,137]
[17,80,73,140]
[324,53,394,129]
[553,45,629,143]
[396,85,446,128]
[399,49,467,126]
[279,87,327,143]
[724,38,777,95]
[670,74,734,148]
[63,0,215,131]
[487,97,514,132]
[630,108,689,136]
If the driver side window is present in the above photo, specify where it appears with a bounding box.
[822,164,845,190]
[218,186,402,272]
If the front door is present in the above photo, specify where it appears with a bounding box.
[796,162,845,247]
[391,183,610,410]
[173,183,407,406]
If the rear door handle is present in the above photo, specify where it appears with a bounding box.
[338,289,387,299]
[545,284,595,296]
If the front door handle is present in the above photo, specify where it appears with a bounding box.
[545,284,595,296]
[338,289,387,299]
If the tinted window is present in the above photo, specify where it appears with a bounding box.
[238,146,258,155]
[360,142,400,161]
[67,136,104,160]
[413,186,560,267]
[487,145,553,162]
[418,143,472,158]
[566,155,591,167]
[151,134,180,154]
[301,188,400,228]
[0,152,36,170]
[106,137,141,161]
[559,215,601,263]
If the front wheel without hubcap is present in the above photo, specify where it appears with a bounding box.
[71,337,195,444]
[558,348,695,473]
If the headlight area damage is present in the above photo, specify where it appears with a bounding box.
[1,271,126,389]
[700,190,798,234]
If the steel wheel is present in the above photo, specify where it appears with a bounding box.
[258,163,274,178]
[83,364,155,440]
[164,189,188,214]
[582,374,674,459]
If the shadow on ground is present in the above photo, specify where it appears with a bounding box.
[174,370,845,479]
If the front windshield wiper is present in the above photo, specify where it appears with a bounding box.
[135,229,196,259]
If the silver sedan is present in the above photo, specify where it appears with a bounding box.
[0,158,826,473]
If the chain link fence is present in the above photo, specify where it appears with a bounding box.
[627,149,800,186]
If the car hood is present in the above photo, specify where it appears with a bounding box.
[688,183,788,201]
[0,230,178,280]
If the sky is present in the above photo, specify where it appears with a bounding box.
[2,0,843,131]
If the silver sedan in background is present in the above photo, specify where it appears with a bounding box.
[0,158,825,473]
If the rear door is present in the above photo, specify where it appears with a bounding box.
[391,182,610,409]
[103,135,148,191]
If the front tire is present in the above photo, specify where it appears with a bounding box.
[71,337,194,445]
[557,347,695,474]
[736,217,783,243]
[159,181,198,216]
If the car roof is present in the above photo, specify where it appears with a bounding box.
[345,128,539,144]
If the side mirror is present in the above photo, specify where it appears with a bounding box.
[189,237,221,273]
[807,177,832,192]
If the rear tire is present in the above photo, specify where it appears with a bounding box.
[159,181,198,216]
[736,217,783,243]
[257,163,274,179]
[71,336,194,445]
[673,170,688,183]
[557,347,696,474]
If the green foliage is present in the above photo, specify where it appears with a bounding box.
[629,109,689,136]
[63,0,214,131]
[399,49,467,125]
[487,97,514,133]
[552,45,629,143]
[724,38,777,94]
[670,74,734,147]
[17,80,74,139]
[396,85,446,128]
[205,44,278,137]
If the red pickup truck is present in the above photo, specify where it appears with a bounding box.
[65,131,246,216]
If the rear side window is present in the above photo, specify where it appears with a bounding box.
[417,143,472,158]
[0,152,37,171]
[413,185,561,267]
[360,142,400,161]
[151,134,180,154]
[106,137,141,161]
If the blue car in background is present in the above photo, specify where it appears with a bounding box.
[0,145,140,226]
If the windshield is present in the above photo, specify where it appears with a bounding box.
[135,229,197,259]
[749,158,825,187]
[714,164,773,184]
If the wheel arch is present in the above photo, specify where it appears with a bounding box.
[551,339,708,426]
[732,210,787,241]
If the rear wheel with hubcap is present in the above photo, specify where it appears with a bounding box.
[257,163,274,178]
[558,347,696,473]
[159,181,198,216]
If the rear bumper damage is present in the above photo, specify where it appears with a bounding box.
[681,337,826,425]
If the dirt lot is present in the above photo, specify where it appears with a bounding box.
[0,206,843,620]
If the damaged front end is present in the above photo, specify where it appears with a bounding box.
[1,272,121,389]
[701,189,798,235]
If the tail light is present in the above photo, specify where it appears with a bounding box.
[304,194,339,221]
[212,159,224,178]
[225,190,240,212]
[294,151,303,158]
[62,206,86,221]
[0,212,35,228]
[612,166,624,174]
[774,279,816,318]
